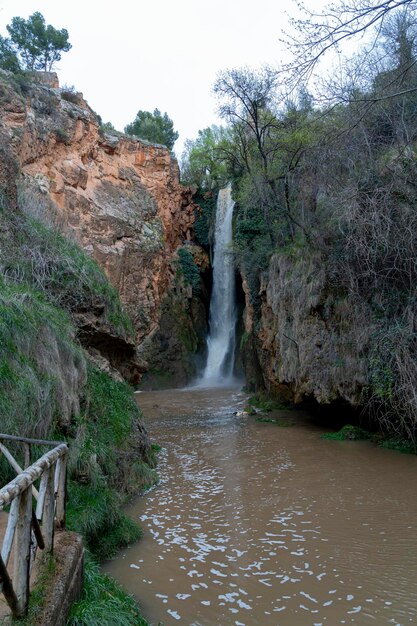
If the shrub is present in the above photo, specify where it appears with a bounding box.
[193,191,215,247]
[11,72,31,95]
[54,128,69,143]
[177,246,201,293]
[366,323,417,443]
[233,207,275,307]
[60,84,81,104]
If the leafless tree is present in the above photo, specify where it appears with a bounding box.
[283,0,417,87]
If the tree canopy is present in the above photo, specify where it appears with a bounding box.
[0,36,20,73]
[192,4,417,441]
[1,12,71,73]
[124,109,179,150]
[180,125,231,189]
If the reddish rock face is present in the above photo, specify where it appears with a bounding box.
[1,72,197,349]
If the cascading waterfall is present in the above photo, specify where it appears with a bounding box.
[201,184,237,385]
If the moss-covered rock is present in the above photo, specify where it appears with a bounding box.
[321,424,372,441]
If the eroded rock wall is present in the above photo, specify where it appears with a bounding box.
[0,71,201,377]
[243,252,373,406]
[138,244,210,388]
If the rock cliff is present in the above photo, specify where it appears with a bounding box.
[242,252,373,407]
[0,71,201,379]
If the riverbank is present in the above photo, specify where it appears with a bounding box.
[247,392,417,455]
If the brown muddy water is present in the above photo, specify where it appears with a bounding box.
[103,387,417,626]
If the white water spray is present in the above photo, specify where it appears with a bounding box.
[201,184,237,385]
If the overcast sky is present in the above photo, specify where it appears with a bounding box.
[0,0,325,156]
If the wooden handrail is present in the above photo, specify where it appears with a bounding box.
[0,438,68,617]
[0,444,68,510]
[0,443,40,500]
[0,433,66,447]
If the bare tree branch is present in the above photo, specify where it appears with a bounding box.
[282,0,417,86]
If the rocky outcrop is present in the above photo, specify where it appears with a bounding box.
[138,244,210,388]
[0,71,200,379]
[244,252,373,405]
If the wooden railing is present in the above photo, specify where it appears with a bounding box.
[0,434,68,618]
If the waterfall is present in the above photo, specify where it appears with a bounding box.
[201,184,237,385]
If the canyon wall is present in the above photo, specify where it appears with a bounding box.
[0,71,203,379]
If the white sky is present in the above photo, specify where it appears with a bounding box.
[0,0,325,156]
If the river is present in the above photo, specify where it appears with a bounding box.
[103,386,417,626]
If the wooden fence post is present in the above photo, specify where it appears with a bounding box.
[39,466,55,552]
[13,485,32,617]
[1,496,19,568]
[55,455,67,528]
[0,554,18,616]
[0,440,69,616]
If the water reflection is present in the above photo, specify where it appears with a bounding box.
[104,387,417,625]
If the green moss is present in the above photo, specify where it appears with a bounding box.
[166,296,200,354]
[321,424,372,441]
[321,426,417,454]
[372,434,417,454]
[248,392,292,413]
[240,330,251,350]
[63,365,157,622]
[66,472,153,561]
[256,416,295,426]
